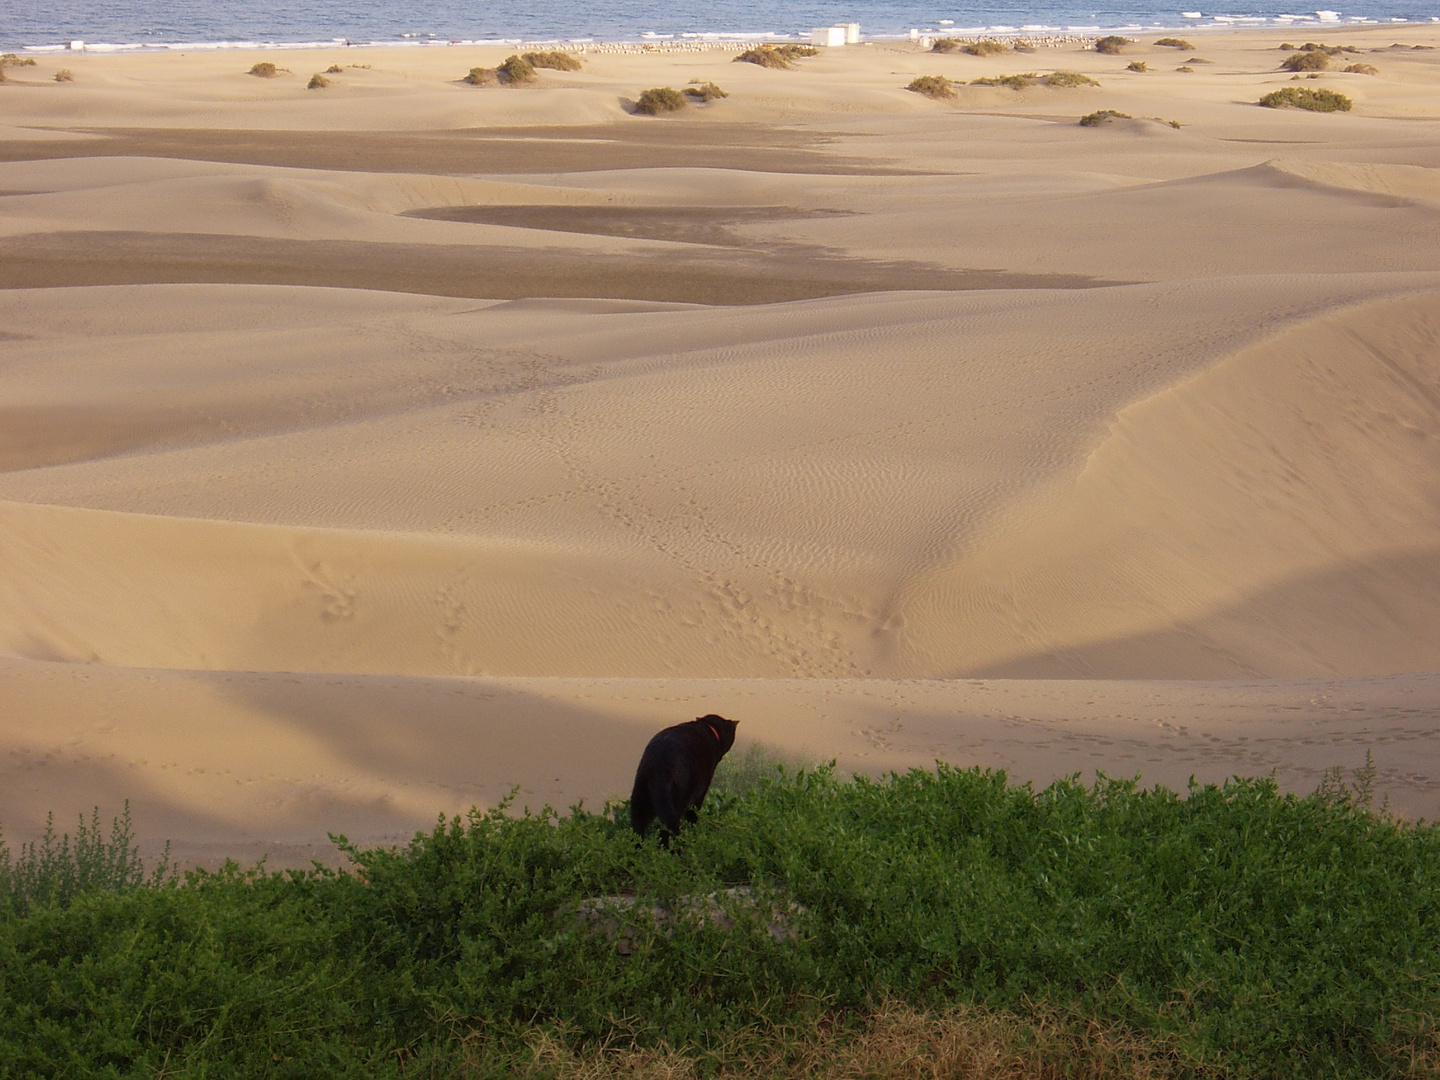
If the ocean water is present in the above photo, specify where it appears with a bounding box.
[6,0,1439,51]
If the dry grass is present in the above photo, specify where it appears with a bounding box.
[1176,65,1195,72]
[523,50,583,71]
[965,39,1009,56]
[463,66,496,86]
[1095,35,1131,54]
[1260,85,1352,110]
[634,87,687,115]
[325,64,343,73]
[1281,50,1331,71]
[684,81,728,101]
[1154,37,1193,49]
[307,73,330,89]
[931,38,962,52]
[1126,61,1149,72]
[1345,62,1380,74]
[907,74,957,99]
[472,1002,1199,1080]
[734,44,818,69]
[54,69,75,82]
[248,62,281,78]
[1045,70,1101,87]
[971,73,1037,88]
[1,53,38,67]
[1079,108,1131,126]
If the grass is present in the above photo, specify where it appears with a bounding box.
[907,74,957,99]
[1282,50,1331,72]
[522,50,583,71]
[0,53,38,67]
[464,66,496,85]
[1345,62,1379,74]
[684,80,728,101]
[734,44,817,69]
[497,53,537,84]
[1,758,1437,1076]
[325,63,343,73]
[633,86,687,115]
[54,68,75,81]
[1045,69,1101,87]
[1260,85,1353,110]
[931,38,962,52]
[971,73,1037,88]
[247,61,280,78]
[964,39,1009,56]
[1154,37,1194,49]
[1126,61,1149,72]
[307,73,330,89]
[1079,108,1132,125]
[1095,35,1131,54]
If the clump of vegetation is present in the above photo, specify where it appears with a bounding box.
[1186,55,1212,63]
[248,61,280,77]
[1126,60,1149,72]
[1045,69,1101,87]
[971,72,1037,88]
[1177,64,1195,72]
[907,74,956,99]
[496,53,537,84]
[734,43,817,69]
[463,66,496,85]
[1282,49,1331,71]
[1094,35,1131,54]
[964,39,1008,56]
[634,86,687,114]
[522,50,583,71]
[1260,85,1353,110]
[54,68,75,81]
[1155,36,1194,48]
[0,53,38,67]
[930,37,961,52]
[1080,108,1132,125]
[324,63,343,73]
[684,80,728,101]
[1345,62,1380,74]
[307,73,330,89]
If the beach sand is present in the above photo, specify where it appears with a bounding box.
[3,28,1440,863]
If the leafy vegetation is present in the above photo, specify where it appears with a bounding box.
[964,39,1009,56]
[1282,50,1331,71]
[1080,108,1132,125]
[971,73,1037,88]
[907,74,957,99]
[247,61,280,77]
[497,53,537,84]
[634,86,688,115]
[1095,35,1131,54]
[2,762,1437,1077]
[463,66,496,85]
[734,44,816,69]
[1281,40,1360,54]
[684,80,729,102]
[522,50,583,71]
[1046,69,1101,87]
[1260,85,1353,110]
[1155,37,1194,49]
[1127,60,1149,72]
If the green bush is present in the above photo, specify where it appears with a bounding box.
[1260,85,1353,110]
[734,43,817,69]
[1045,69,1101,87]
[1282,50,1331,71]
[971,72,1037,88]
[964,39,1008,56]
[1155,37,1194,48]
[522,50,583,71]
[906,74,956,99]
[463,65,495,85]
[1080,108,1131,125]
[634,86,687,114]
[1095,35,1130,54]
[497,53,537,83]
[684,80,728,101]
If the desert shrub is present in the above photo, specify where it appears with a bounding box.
[634,86,687,115]
[1095,35,1130,54]
[684,80,728,101]
[971,72,1037,88]
[463,66,496,85]
[964,39,1008,56]
[325,63,343,73]
[1177,65,1195,72]
[247,61,279,77]
[1045,69,1100,87]
[307,73,329,89]
[1282,50,1331,71]
[54,68,75,81]
[1127,60,1149,71]
[931,37,961,52]
[1155,37,1193,48]
[1345,62,1379,74]
[1186,55,1212,62]
[497,54,536,84]
[778,44,819,59]
[0,53,38,67]
[735,45,792,68]
[907,74,956,99]
[522,50,583,71]
[1080,108,1131,125]
[1260,85,1352,110]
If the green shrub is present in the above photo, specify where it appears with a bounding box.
[307,73,329,89]
[1155,37,1193,48]
[1095,35,1130,54]
[778,44,820,58]
[54,68,75,81]
[497,53,536,83]
[634,86,687,114]
[522,50,583,71]
[907,74,956,99]
[247,61,279,77]
[1126,60,1149,71]
[1345,62,1379,74]
[964,39,1008,56]
[1080,108,1132,125]
[684,80,728,101]
[1260,85,1353,110]
[463,65,495,85]
[1045,69,1100,87]
[1282,50,1331,71]
[972,72,1037,88]
[735,44,793,68]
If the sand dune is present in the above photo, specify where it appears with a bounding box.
[3,28,1440,859]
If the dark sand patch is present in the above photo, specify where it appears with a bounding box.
[0,231,1110,304]
[0,125,930,177]
[405,204,853,246]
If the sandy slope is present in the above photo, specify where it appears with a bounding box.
[2,28,1440,860]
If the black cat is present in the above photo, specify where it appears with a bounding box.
[630,714,739,840]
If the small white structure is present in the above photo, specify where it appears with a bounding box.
[843,23,861,43]
[68,41,85,51]
[811,25,847,46]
